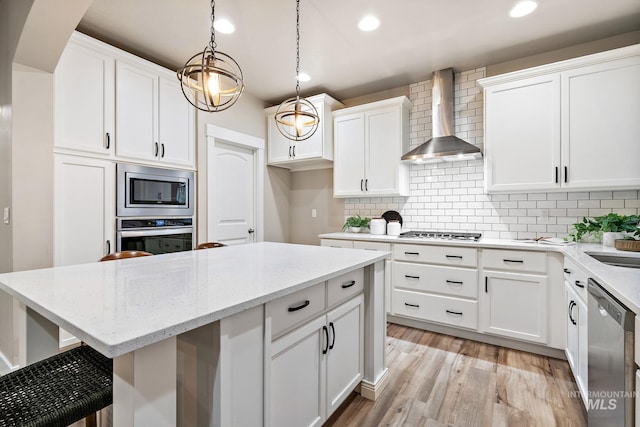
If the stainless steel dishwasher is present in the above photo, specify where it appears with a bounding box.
[588,278,635,426]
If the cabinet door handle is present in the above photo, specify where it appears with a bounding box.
[568,301,577,325]
[446,280,463,285]
[341,280,356,289]
[322,325,329,354]
[405,275,420,279]
[287,300,310,312]
[161,143,165,158]
[446,310,463,316]
[503,259,524,263]
[485,276,488,293]
[404,302,420,308]
[289,146,292,158]
[155,142,159,156]
[360,179,364,191]
[404,252,420,256]
[105,132,110,149]
[105,240,111,256]
[446,255,463,259]
[292,146,295,157]
[563,268,571,274]
[555,166,558,183]
[329,322,336,350]
[365,179,368,191]
[564,166,568,183]
[575,280,585,288]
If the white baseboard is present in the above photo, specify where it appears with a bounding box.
[359,368,389,401]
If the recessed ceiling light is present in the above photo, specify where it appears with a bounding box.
[509,1,538,18]
[297,73,311,82]
[358,16,380,32]
[214,18,235,34]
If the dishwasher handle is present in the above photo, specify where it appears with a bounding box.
[588,278,634,331]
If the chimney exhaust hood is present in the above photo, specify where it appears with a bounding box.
[401,68,482,163]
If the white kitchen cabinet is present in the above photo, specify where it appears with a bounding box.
[54,155,115,348]
[482,74,560,192]
[268,294,363,426]
[479,44,640,193]
[266,94,344,171]
[54,32,115,157]
[333,96,411,198]
[116,59,195,168]
[54,154,115,266]
[561,55,640,190]
[482,270,548,344]
[564,258,588,406]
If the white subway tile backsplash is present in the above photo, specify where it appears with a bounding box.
[343,68,640,238]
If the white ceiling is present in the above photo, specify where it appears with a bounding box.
[77,0,640,104]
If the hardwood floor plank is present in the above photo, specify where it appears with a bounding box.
[325,323,587,427]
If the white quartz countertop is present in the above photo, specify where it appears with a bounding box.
[0,242,387,358]
[320,232,640,315]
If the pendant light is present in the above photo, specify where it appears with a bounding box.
[274,0,319,141]
[177,0,244,112]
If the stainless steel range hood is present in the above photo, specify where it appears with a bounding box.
[401,68,482,163]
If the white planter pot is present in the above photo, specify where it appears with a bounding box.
[350,227,361,233]
[602,232,624,247]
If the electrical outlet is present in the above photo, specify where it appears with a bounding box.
[311,209,317,218]
[539,208,549,222]
[3,207,9,225]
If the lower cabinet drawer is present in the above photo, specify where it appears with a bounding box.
[267,282,326,338]
[393,289,478,330]
[393,262,478,298]
[320,239,354,249]
[482,249,546,274]
[327,268,364,307]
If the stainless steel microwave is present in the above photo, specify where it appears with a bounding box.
[117,164,194,217]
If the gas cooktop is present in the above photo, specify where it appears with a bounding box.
[398,230,482,241]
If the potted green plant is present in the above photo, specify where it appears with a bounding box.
[342,214,371,233]
[569,213,640,247]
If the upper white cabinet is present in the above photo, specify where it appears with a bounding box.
[116,58,195,168]
[479,44,640,193]
[54,32,115,156]
[55,32,195,169]
[266,94,344,171]
[333,96,411,198]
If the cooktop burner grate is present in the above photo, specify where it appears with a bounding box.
[398,230,482,241]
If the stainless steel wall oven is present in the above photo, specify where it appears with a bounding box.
[117,218,193,254]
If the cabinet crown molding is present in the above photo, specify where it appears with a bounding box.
[479,43,640,87]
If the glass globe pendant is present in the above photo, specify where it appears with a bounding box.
[274,0,319,141]
[177,0,244,112]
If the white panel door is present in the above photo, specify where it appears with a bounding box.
[54,38,114,155]
[158,74,194,168]
[270,316,326,427]
[333,113,365,197]
[562,56,640,190]
[484,74,561,192]
[209,142,256,245]
[54,155,115,266]
[115,59,157,162]
[365,106,400,195]
[326,296,363,415]
[482,271,547,344]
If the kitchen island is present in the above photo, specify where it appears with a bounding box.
[0,242,388,426]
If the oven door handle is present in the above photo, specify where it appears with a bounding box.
[119,227,194,238]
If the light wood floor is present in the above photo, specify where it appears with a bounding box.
[326,323,587,427]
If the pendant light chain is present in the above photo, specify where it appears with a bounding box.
[209,0,217,54]
[295,0,301,97]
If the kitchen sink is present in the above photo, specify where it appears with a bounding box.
[586,253,640,269]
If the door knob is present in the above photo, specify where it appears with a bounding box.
[248,228,255,234]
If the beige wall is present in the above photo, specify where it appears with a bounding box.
[289,168,343,246]
[11,64,54,272]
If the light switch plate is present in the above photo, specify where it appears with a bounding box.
[3,207,9,225]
